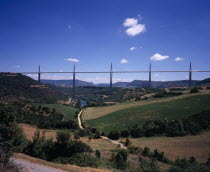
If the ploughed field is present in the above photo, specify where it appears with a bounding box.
[83,91,210,133]
[31,103,78,121]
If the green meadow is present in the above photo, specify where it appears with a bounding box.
[31,103,78,121]
[85,94,210,133]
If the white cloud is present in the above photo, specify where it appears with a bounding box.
[125,24,146,36]
[64,58,79,62]
[175,57,184,61]
[123,17,146,36]
[129,47,135,51]
[120,59,128,63]
[14,65,21,68]
[123,18,138,27]
[150,53,169,61]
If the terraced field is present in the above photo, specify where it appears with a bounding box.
[31,103,78,121]
[84,91,210,133]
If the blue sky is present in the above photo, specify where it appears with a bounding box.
[1,0,210,83]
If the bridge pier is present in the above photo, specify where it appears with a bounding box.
[189,62,192,87]
[38,65,41,83]
[110,63,112,96]
[72,64,76,100]
[149,62,151,88]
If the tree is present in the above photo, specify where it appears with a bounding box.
[114,149,129,170]
[56,131,71,145]
[108,131,120,140]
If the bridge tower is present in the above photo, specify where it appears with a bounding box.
[149,62,151,88]
[38,65,41,83]
[72,64,76,100]
[189,62,192,87]
[110,63,113,96]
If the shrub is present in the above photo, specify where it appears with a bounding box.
[124,138,132,146]
[95,149,101,159]
[142,147,151,157]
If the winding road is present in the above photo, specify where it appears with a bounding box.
[78,109,126,149]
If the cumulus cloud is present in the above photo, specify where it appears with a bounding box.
[64,58,79,62]
[125,24,146,36]
[129,47,135,51]
[120,59,128,63]
[123,18,138,27]
[123,17,146,36]
[150,53,169,61]
[175,57,184,61]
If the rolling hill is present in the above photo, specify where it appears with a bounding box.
[83,91,210,133]
[0,73,68,103]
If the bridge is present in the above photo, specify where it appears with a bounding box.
[16,62,210,99]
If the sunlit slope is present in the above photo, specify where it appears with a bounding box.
[85,92,210,133]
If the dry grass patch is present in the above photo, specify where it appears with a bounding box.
[79,137,117,151]
[19,123,57,141]
[131,130,210,163]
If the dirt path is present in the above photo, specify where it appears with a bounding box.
[77,109,84,129]
[83,91,210,120]
[78,109,126,149]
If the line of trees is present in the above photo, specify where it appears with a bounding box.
[107,109,210,139]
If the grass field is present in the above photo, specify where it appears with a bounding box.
[31,103,78,121]
[130,130,210,163]
[85,93,210,133]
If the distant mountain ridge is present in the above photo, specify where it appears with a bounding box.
[41,78,210,88]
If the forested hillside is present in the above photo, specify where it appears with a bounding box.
[0,73,68,103]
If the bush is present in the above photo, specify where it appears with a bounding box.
[95,149,101,159]
[142,147,151,157]
[124,138,132,146]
